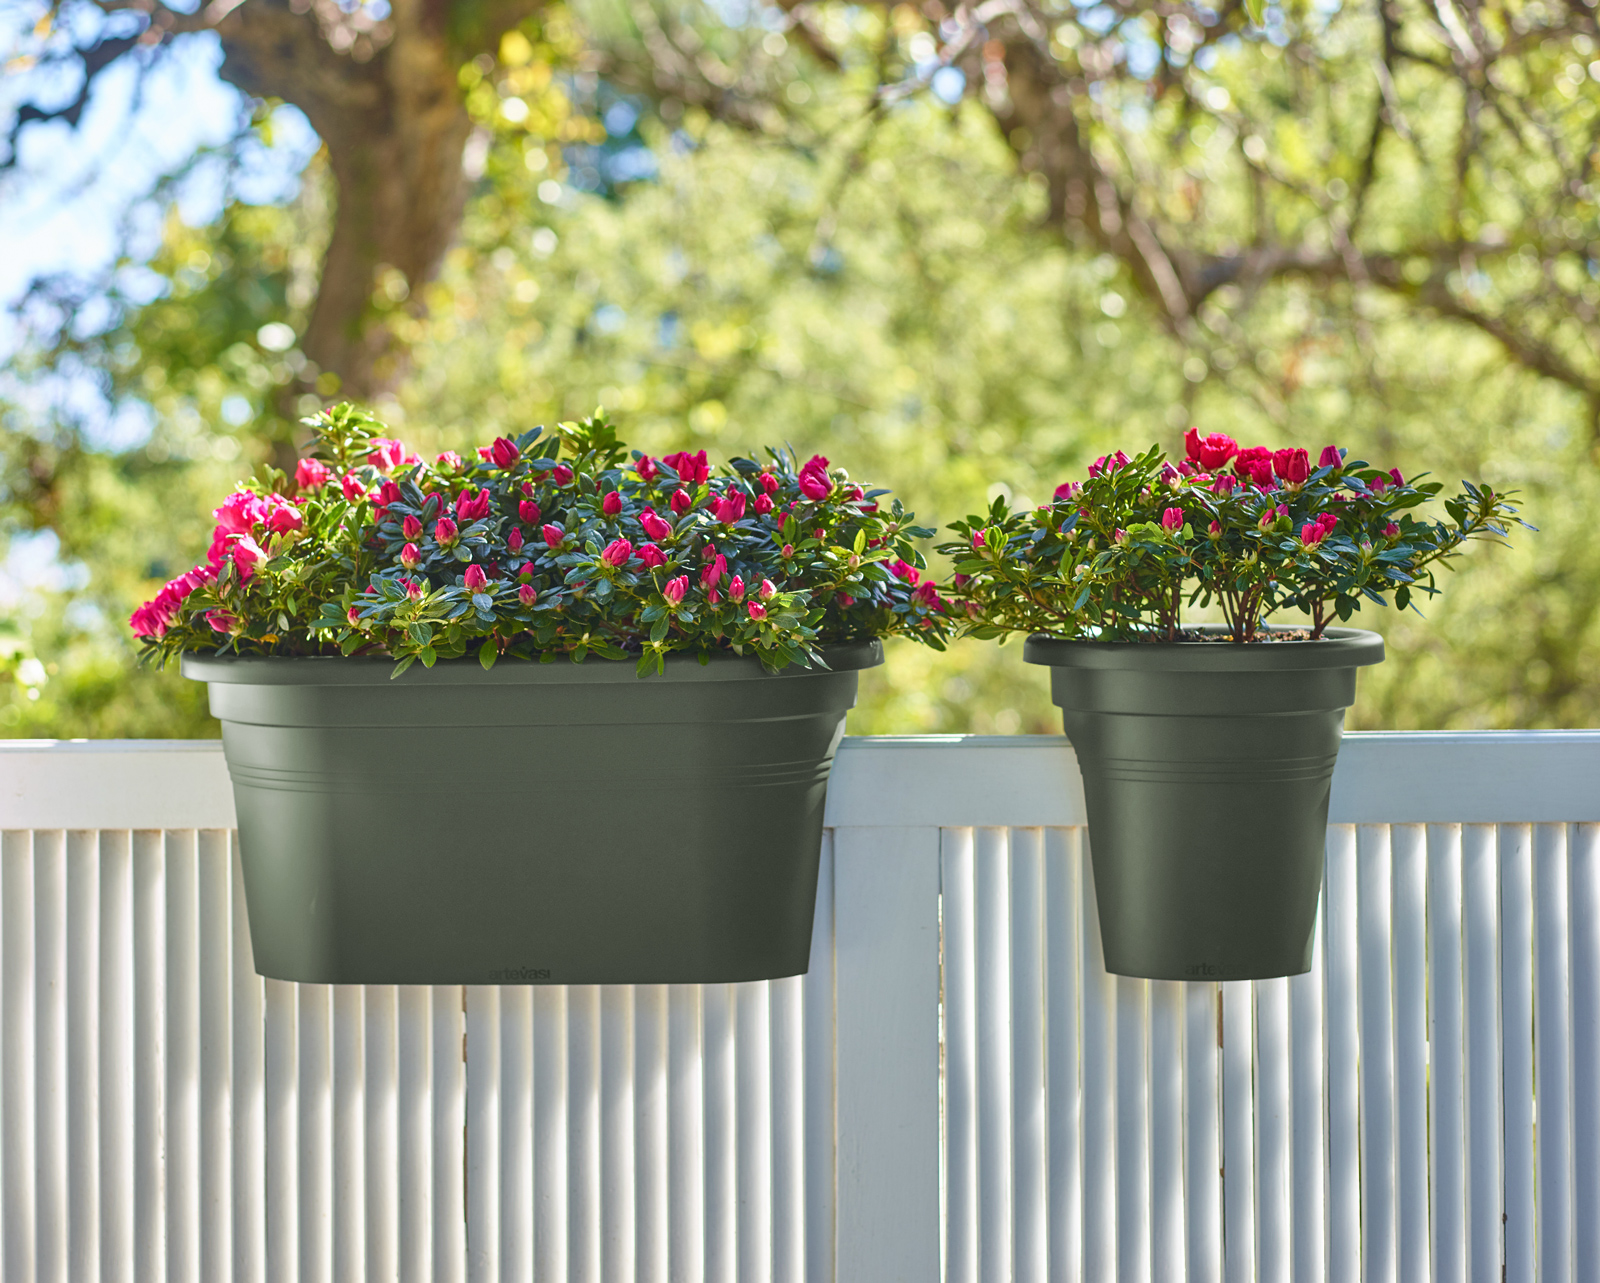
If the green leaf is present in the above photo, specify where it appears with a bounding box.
[479,644,498,670]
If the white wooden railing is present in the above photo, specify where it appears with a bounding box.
[1,733,1598,1283]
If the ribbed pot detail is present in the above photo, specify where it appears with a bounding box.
[184,643,880,985]
[1025,628,1384,981]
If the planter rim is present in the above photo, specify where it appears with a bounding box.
[182,638,882,687]
[1023,625,1383,673]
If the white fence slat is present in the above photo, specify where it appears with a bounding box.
[1461,824,1503,1283]
[198,831,233,1283]
[466,984,501,1283]
[1534,823,1573,1283]
[770,973,805,1283]
[500,984,535,1283]
[1221,979,1254,1283]
[831,825,941,1283]
[802,834,835,1283]
[264,977,299,1283]
[735,980,771,1283]
[700,982,735,1283]
[298,983,333,1283]
[1148,979,1184,1283]
[1500,824,1535,1283]
[1253,978,1290,1283]
[67,830,101,1283]
[533,985,568,1281]
[397,984,433,1283]
[332,984,364,1283]
[1010,828,1047,1283]
[1322,826,1360,1283]
[35,830,67,1283]
[1390,824,1430,1283]
[632,984,667,1283]
[1184,981,1221,1283]
[942,828,978,1283]
[568,983,604,1283]
[1288,913,1325,1283]
[101,830,136,1283]
[601,984,636,1283]
[1356,825,1397,1283]
[3,829,38,1281]
[230,838,265,1283]
[665,983,702,1283]
[1080,838,1117,1283]
[1116,975,1150,1283]
[165,830,200,1283]
[1572,824,1600,1283]
[364,984,399,1283]
[134,829,167,1283]
[976,827,1013,1283]
[1426,825,1467,1283]
[433,984,467,1283]
[1043,827,1082,1283]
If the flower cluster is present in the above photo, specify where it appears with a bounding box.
[939,430,1531,643]
[133,403,948,675]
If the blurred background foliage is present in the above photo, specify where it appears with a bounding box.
[2,0,1598,736]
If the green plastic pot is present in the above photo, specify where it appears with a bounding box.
[183,642,880,985]
[1025,627,1384,981]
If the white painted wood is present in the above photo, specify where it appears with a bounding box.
[432,985,467,1283]
[67,830,101,1283]
[0,742,236,829]
[1079,838,1117,1283]
[1288,913,1325,1283]
[101,830,137,1283]
[1356,825,1397,1283]
[34,829,67,1283]
[1389,824,1429,1283]
[533,985,568,1282]
[4,829,39,1282]
[229,837,265,1283]
[1572,824,1600,1283]
[164,830,201,1283]
[1426,826,1467,1283]
[831,825,941,1283]
[1148,979,1184,1283]
[1184,981,1221,1283]
[363,984,398,1283]
[1043,827,1082,1283]
[1533,824,1573,1283]
[264,976,298,1283]
[1461,824,1503,1283]
[600,985,635,1283]
[466,985,501,1283]
[770,973,805,1283]
[134,829,167,1283]
[198,830,233,1283]
[735,981,772,1283]
[332,984,364,1283]
[1010,829,1048,1283]
[1323,827,1360,1283]
[632,984,668,1283]
[976,827,1014,1283]
[942,828,978,1283]
[700,982,735,1283]
[1116,975,1150,1283]
[396,985,432,1283]
[802,834,835,1283]
[1500,825,1535,1283]
[1221,980,1254,1283]
[500,984,535,1283]
[297,982,332,1283]
[1253,978,1290,1283]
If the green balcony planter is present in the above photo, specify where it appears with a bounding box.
[1025,627,1384,981]
[184,641,879,985]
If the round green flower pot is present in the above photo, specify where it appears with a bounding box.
[1024,627,1384,981]
[183,642,880,985]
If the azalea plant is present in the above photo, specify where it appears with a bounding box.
[940,431,1531,643]
[133,403,949,675]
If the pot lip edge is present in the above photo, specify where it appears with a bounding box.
[1022,625,1384,671]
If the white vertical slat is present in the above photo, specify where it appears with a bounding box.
[1043,827,1082,1283]
[397,985,433,1283]
[1010,828,1047,1283]
[364,985,399,1283]
[1220,979,1254,1283]
[1184,982,1221,1283]
[534,985,569,1283]
[735,981,771,1283]
[1499,824,1534,1283]
[197,832,232,1283]
[230,838,265,1283]
[666,984,702,1283]
[265,977,299,1283]
[134,829,167,1283]
[299,983,333,1283]
[1080,840,1117,1283]
[1115,974,1150,1283]
[467,985,502,1283]
[601,984,636,1283]
[1426,825,1466,1283]
[1253,977,1290,1283]
[500,986,534,1283]
[101,829,136,1283]
[832,825,942,1283]
[3,829,38,1282]
[1357,825,1397,1283]
[1148,979,1184,1283]
[1571,824,1600,1283]
[332,985,364,1283]
[701,982,736,1283]
[975,826,1013,1283]
[1533,823,1573,1283]
[34,830,67,1283]
[1461,824,1502,1283]
[165,830,200,1283]
[770,974,804,1283]
[568,984,603,1283]
[1390,824,1429,1283]
[1323,827,1360,1283]
[942,828,978,1283]
[633,985,668,1283]
[67,830,101,1283]
[433,985,467,1283]
[803,833,835,1283]
[1288,912,1325,1283]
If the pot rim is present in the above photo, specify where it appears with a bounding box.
[182,638,883,687]
[1023,625,1383,673]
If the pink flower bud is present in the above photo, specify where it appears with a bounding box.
[347,606,361,625]
[1162,507,1184,531]
[1208,520,1222,537]
[551,464,574,486]
[1388,467,1404,487]
[663,575,688,605]
[489,436,520,469]
[754,494,773,515]
[638,542,667,569]
[295,458,329,490]
[519,583,538,607]
[713,491,746,524]
[403,514,423,539]
[602,491,623,516]
[758,471,779,494]
[641,507,672,542]
[1318,445,1343,469]
[635,454,659,482]
[1211,474,1236,496]
[455,488,490,522]
[1273,447,1311,485]
[1113,529,1128,545]
[728,575,746,603]
[971,530,986,548]
[1190,433,1239,470]
[266,503,304,535]
[814,528,825,540]
[759,578,776,600]
[405,579,424,602]
[663,450,710,484]
[368,439,406,472]
[434,517,458,545]
[542,524,564,547]
[700,554,727,589]
[601,538,634,567]
[1384,522,1401,537]
[400,542,422,569]
[1299,522,1329,548]
[521,480,536,497]
[477,447,493,461]
[464,564,489,592]
[782,544,794,558]
[436,451,462,471]
[519,500,541,525]
[341,474,367,502]
[507,527,524,553]
[669,488,691,514]
[747,601,767,620]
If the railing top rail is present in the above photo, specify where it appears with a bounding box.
[4,731,1599,830]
